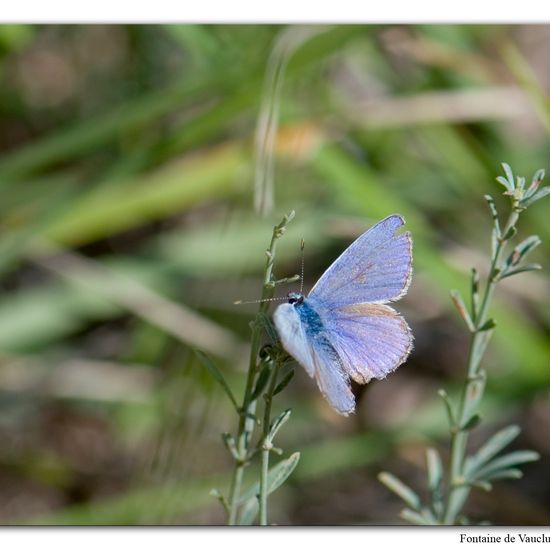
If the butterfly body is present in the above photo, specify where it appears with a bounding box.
[273,214,413,416]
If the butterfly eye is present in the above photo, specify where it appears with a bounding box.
[287,292,304,305]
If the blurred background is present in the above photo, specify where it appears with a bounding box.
[0,24,548,525]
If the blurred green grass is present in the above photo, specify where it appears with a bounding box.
[0,24,549,525]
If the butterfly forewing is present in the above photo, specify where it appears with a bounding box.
[308,214,412,307]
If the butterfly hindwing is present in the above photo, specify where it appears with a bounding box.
[308,214,412,307]
[273,303,315,378]
[274,303,355,415]
[317,301,413,384]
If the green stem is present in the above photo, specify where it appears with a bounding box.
[226,212,293,525]
[259,358,281,526]
[442,209,519,525]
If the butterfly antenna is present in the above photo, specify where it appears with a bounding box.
[234,296,287,305]
[299,238,305,293]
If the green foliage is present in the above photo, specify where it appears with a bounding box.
[380,165,548,525]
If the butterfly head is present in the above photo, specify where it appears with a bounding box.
[287,291,305,305]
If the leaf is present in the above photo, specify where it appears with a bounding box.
[465,425,520,475]
[237,452,301,524]
[500,263,542,279]
[472,331,493,366]
[251,362,272,401]
[461,370,486,425]
[501,225,517,241]
[495,163,516,193]
[238,496,259,526]
[484,195,501,237]
[378,472,421,511]
[503,235,541,271]
[239,452,300,504]
[438,389,455,427]
[462,414,482,431]
[482,469,523,481]
[194,350,238,411]
[477,319,496,332]
[472,450,540,481]
[470,480,492,492]
[221,433,239,460]
[521,186,550,208]
[450,290,475,332]
[502,162,515,189]
[400,508,429,525]
[426,448,444,518]
[514,235,541,259]
[268,408,292,441]
[532,168,545,184]
[496,177,512,191]
[273,368,295,396]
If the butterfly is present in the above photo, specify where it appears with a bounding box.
[273,214,413,416]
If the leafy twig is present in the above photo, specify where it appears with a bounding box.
[380,164,546,525]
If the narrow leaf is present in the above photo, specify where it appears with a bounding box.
[515,235,541,258]
[239,452,300,505]
[483,469,523,481]
[504,236,541,271]
[478,319,496,332]
[521,186,550,208]
[496,177,513,193]
[532,168,545,184]
[450,290,475,332]
[502,163,515,187]
[525,169,545,198]
[462,371,486,426]
[470,480,492,492]
[268,408,292,441]
[438,389,455,427]
[473,450,540,481]
[470,267,479,323]
[465,425,521,475]
[194,349,238,411]
[400,508,429,525]
[501,225,517,241]
[426,448,444,518]
[222,432,239,460]
[251,362,272,401]
[484,195,501,237]
[462,413,482,431]
[472,331,493,365]
[421,507,439,524]
[500,263,542,279]
[273,368,295,396]
[238,497,259,526]
[378,472,421,511]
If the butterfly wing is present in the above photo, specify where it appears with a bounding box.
[308,214,412,307]
[317,301,413,384]
[274,303,355,415]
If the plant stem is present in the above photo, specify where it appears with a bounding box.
[226,212,293,525]
[259,357,281,525]
[443,209,519,524]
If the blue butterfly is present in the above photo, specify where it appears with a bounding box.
[273,214,413,416]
